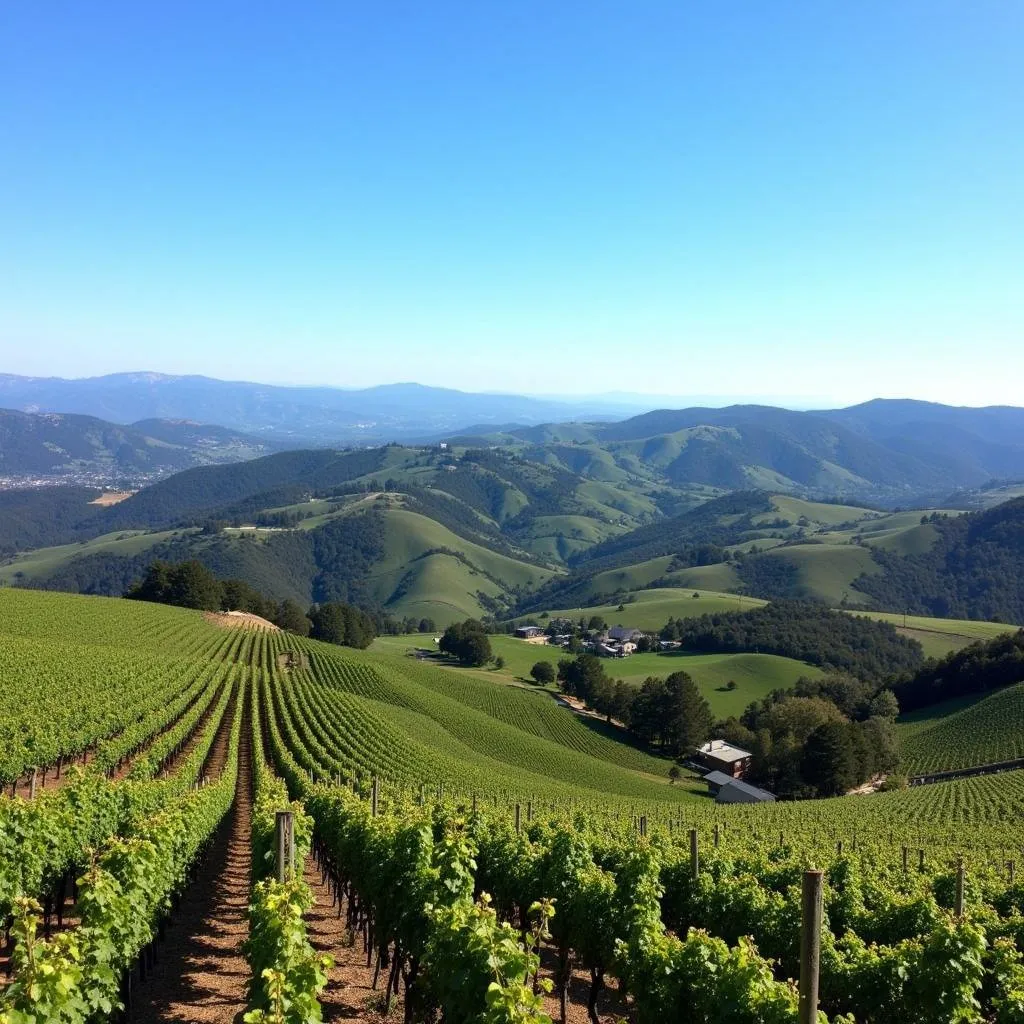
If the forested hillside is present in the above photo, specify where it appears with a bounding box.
[854,498,1024,623]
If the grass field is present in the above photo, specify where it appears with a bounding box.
[750,543,881,606]
[0,528,193,584]
[356,508,555,625]
[530,587,766,631]
[372,632,817,719]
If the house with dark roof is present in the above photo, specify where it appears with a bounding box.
[702,770,735,797]
[715,778,776,804]
[606,626,644,642]
[514,625,544,640]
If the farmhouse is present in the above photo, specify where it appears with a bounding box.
[695,739,753,778]
[514,625,544,640]
[606,626,644,643]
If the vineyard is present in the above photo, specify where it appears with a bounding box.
[3,588,1024,1022]
[898,683,1024,775]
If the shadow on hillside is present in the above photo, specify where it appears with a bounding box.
[570,707,675,759]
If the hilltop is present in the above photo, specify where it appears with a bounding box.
[3,434,1024,631]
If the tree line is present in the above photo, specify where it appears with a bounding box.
[662,600,924,680]
[893,629,1024,712]
[555,653,713,759]
[124,558,437,650]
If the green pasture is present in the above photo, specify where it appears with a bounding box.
[372,633,816,720]
[851,611,1018,659]
[533,587,766,631]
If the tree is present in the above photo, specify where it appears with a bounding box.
[556,654,610,704]
[530,661,556,685]
[493,655,506,670]
[802,721,858,797]
[275,599,311,636]
[587,616,607,632]
[668,765,681,785]
[126,559,222,611]
[418,618,437,634]
[309,602,376,649]
[660,672,713,757]
[439,620,493,666]
[867,689,900,720]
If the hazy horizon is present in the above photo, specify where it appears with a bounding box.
[4,366,1017,414]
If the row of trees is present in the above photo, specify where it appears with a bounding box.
[555,653,714,757]
[893,629,1024,712]
[125,559,378,649]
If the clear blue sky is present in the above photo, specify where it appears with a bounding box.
[1,2,1021,405]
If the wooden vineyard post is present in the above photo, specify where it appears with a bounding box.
[527,800,533,823]
[472,792,478,813]
[714,823,720,848]
[1010,860,1016,884]
[639,815,647,838]
[799,870,823,1024]
[515,803,522,834]
[690,828,699,880]
[902,845,909,873]
[29,768,37,800]
[955,857,966,918]
[371,777,379,817]
[836,840,842,856]
[276,811,295,883]
[919,848,925,871]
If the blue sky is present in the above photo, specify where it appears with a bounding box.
[1,2,1021,405]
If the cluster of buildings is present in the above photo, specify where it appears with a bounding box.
[513,624,776,804]
[513,623,678,659]
[693,739,775,804]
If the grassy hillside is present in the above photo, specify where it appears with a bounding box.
[372,631,814,720]
[361,507,555,624]
[741,543,882,606]
[529,587,766,631]
[898,683,1024,774]
[852,611,1017,659]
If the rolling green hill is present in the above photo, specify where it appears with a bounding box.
[372,631,811,720]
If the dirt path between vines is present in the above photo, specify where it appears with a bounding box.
[302,857,400,1022]
[130,690,251,1024]
[300,851,632,1024]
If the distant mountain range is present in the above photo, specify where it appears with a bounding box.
[0,372,635,443]
[458,399,1024,500]
[1,371,1023,500]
